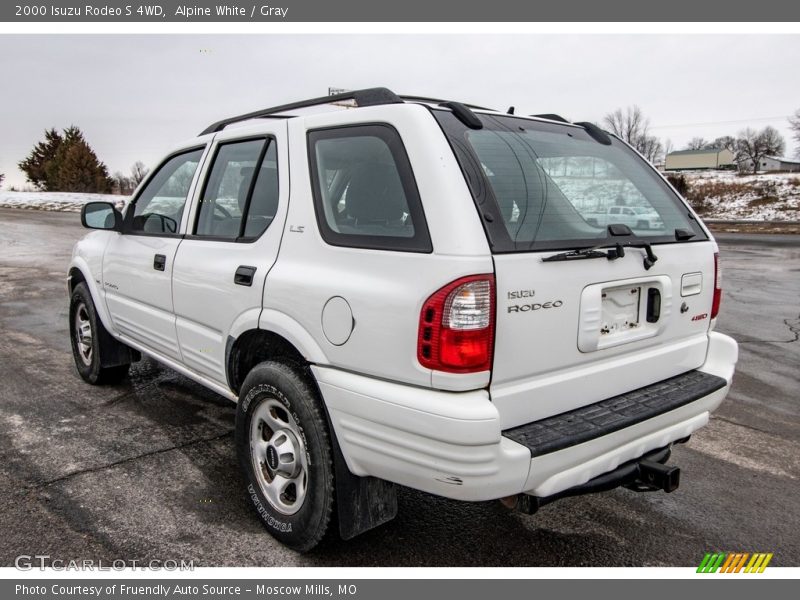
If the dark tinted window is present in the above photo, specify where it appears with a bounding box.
[195,139,265,238]
[434,110,707,252]
[193,139,279,240]
[244,142,279,238]
[130,149,203,234]
[308,125,431,252]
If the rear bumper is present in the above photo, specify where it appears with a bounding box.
[314,331,738,501]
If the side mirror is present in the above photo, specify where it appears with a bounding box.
[81,202,122,231]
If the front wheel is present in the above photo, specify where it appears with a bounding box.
[69,282,130,384]
[235,361,335,552]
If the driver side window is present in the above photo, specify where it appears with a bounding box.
[130,148,204,234]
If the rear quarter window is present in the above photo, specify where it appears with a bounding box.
[307,124,432,253]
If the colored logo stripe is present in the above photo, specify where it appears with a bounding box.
[745,553,773,573]
[697,553,726,573]
[697,552,773,573]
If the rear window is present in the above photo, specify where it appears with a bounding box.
[434,111,706,252]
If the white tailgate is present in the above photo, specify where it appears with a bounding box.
[490,241,716,429]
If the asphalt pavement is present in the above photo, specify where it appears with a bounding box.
[0,208,797,567]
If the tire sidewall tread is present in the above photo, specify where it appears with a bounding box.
[235,361,334,553]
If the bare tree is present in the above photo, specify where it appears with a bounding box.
[603,105,662,163]
[663,138,674,158]
[130,161,149,187]
[789,109,800,159]
[0,172,4,188]
[711,135,737,154]
[604,105,649,146]
[735,126,786,174]
[638,135,664,164]
[685,137,709,150]
[112,171,134,195]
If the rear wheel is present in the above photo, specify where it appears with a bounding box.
[235,361,335,552]
[69,282,130,384]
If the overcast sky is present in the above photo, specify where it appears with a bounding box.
[1,34,798,188]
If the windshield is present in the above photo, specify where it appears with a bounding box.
[434,111,706,252]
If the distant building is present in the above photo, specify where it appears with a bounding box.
[738,156,800,173]
[665,148,735,171]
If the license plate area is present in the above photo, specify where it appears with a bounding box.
[601,284,642,336]
[578,276,672,352]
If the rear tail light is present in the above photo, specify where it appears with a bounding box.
[417,275,495,373]
[711,252,722,319]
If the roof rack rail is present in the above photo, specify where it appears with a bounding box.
[531,113,570,124]
[399,95,495,112]
[199,87,404,136]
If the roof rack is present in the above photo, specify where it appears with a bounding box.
[531,113,570,124]
[398,95,495,112]
[199,87,403,136]
[199,88,503,136]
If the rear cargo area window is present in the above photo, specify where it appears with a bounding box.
[308,124,432,253]
[434,111,706,252]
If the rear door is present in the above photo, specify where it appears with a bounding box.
[434,110,716,429]
[172,125,288,385]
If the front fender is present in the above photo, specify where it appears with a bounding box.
[68,255,116,335]
[68,231,116,335]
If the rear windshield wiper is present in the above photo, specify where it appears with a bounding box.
[541,246,620,262]
[542,224,660,270]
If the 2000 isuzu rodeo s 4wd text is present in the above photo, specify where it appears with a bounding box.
[67,88,738,551]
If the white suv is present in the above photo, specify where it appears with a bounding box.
[68,88,738,552]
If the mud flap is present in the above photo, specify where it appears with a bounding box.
[97,318,140,367]
[331,427,398,540]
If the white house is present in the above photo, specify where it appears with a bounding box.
[738,156,800,172]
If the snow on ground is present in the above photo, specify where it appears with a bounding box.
[0,191,127,213]
[677,170,800,221]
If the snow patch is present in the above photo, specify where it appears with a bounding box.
[678,171,800,221]
[0,191,127,213]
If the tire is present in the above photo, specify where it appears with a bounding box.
[637,220,649,230]
[235,361,335,552]
[69,282,130,385]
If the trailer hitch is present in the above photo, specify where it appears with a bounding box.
[502,444,682,515]
[626,459,680,493]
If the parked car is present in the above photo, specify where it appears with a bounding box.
[68,88,738,551]
[584,205,664,230]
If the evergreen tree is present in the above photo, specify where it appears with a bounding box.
[18,126,113,193]
[18,128,64,191]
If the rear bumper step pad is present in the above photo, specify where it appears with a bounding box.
[503,370,727,458]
